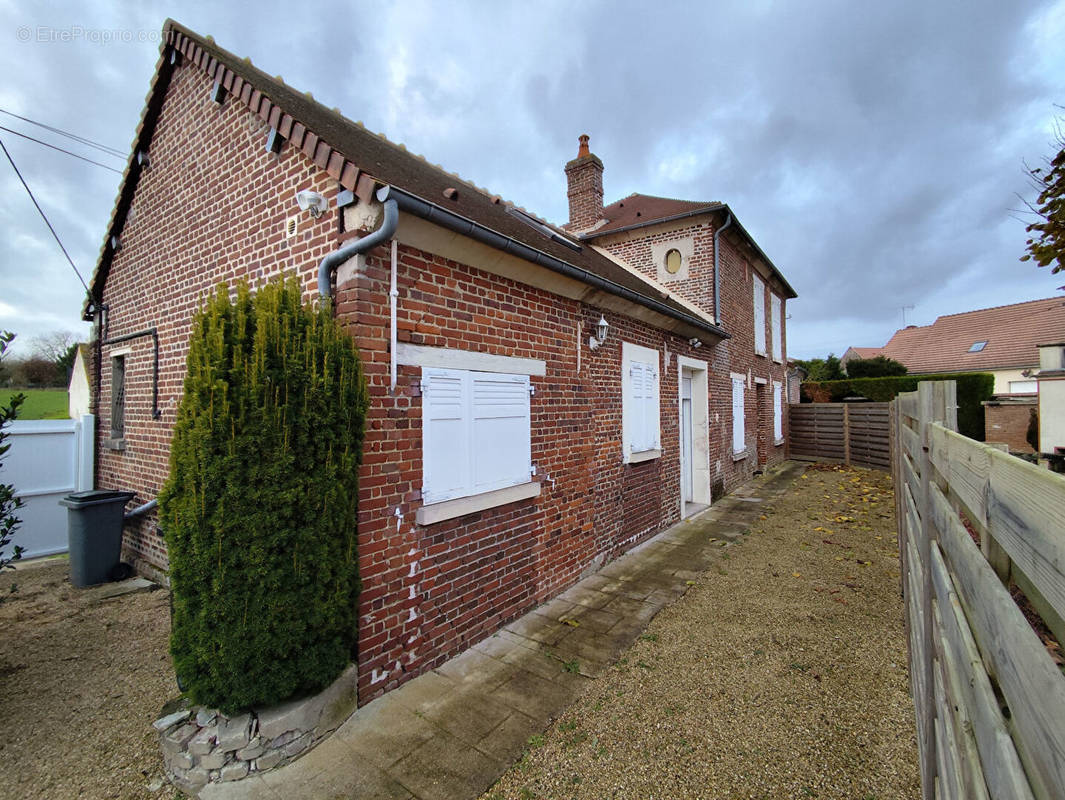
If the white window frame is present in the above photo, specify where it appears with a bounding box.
[622,341,661,463]
[753,273,767,356]
[773,380,784,444]
[417,365,539,525]
[771,295,783,363]
[731,372,746,457]
[1008,379,1037,394]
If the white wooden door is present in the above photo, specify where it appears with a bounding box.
[680,376,693,503]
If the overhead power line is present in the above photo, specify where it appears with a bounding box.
[0,134,91,297]
[0,125,123,174]
[0,107,125,158]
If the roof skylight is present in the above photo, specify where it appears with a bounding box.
[968,340,988,352]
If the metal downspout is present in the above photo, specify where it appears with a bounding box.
[713,210,732,325]
[317,197,399,300]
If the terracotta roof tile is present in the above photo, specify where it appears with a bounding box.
[877,297,1065,373]
[586,193,722,236]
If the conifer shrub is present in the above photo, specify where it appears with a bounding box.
[159,278,368,713]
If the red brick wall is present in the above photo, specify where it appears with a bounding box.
[565,155,604,230]
[984,401,1037,453]
[94,50,793,703]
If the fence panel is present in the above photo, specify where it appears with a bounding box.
[0,415,94,558]
[893,381,1065,800]
[788,402,890,469]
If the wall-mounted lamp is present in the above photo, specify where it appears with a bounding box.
[296,189,328,218]
[688,338,702,349]
[589,315,609,350]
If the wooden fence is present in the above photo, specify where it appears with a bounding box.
[893,381,1065,800]
[788,402,891,469]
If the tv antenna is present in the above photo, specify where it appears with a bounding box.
[900,305,914,326]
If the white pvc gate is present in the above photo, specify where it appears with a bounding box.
[1,415,94,558]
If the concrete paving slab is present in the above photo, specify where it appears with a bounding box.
[200,773,282,800]
[418,687,513,746]
[474,710,540,762]
[298,764,414,800]
[390,731,502,800]
[83,576,157,603]
[489,667,582,721]
[332,694,438,770]
[433,648,517,693]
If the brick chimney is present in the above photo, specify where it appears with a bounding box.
[565,134,604,230]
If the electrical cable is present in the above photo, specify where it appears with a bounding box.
[0,107,125,158]
[0,125,123,174]
[0,135,91,296]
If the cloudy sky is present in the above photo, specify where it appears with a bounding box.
[0,0,1062,359]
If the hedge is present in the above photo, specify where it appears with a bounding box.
[801,372,995,440]
[159,278,369,713]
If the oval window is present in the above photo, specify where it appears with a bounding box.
[665,248,682,274]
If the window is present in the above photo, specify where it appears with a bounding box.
[731,374,746,455]
[753,273,766,355]
[771,295,783,363]
[421,367,532,506]
[969,340,988,352]
[110,355,126,441]
[773,381,783,443]
[665,248,682,274]
[1009,380,1037,394]
[622,342,661,463]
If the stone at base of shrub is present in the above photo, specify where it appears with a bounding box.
[155,662,358,797]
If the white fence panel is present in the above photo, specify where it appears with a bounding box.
[1,414,94,558]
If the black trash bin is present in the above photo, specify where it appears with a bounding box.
[59,490,135,587]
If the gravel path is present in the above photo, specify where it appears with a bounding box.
[483,464,920,800]
[0,558,179,799]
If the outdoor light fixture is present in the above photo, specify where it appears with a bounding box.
[589,315,609,350]
[296,189,328,218]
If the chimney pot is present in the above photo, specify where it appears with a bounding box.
[577,134,590,158]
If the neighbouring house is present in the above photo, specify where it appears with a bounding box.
[839,346,881,371]
[846,297,1065,395]
[83,20,796,702]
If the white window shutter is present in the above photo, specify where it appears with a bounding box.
[647,363,660,449]
[470,373,531,493]
[628,360,659,453]
[773,382,783,440]
[771,296,783,361]
[422,368,470,504]
[629,362,645,452]
[732,378,745,453]
[753,276,766,354]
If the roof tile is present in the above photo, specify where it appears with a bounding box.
[877,297,1065,373]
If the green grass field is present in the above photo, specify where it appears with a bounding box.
[5,389,69,420]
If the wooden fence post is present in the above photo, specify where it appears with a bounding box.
[843,403,851,466]
[915,382,942,799]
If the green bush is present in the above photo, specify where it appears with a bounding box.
[801,372,995,440]
[160,278,368,713]
[845,355,908,378]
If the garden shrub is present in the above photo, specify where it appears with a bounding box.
[800,372,995,441]
[159,278,368,713]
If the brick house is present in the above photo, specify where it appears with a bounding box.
[844,297,1065,395]
[84,21,796,701]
